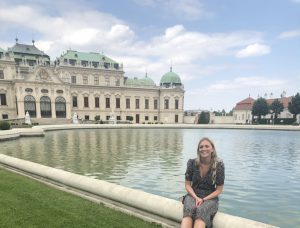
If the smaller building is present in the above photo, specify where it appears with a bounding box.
[233,97,255,124]
[233,96,293,124]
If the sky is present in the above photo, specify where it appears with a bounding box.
[0,0,299,111]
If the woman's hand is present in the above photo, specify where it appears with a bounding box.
[195,197,204,207]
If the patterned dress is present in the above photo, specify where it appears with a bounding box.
[183,158,225,228]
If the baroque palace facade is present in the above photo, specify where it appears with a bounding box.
[0,40,184,123]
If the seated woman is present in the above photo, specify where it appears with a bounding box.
[181,137,225,228]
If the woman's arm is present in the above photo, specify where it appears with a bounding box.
[185,180,203,207]
[202,185,224,201]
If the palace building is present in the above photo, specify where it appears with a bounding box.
[0,40,184,123]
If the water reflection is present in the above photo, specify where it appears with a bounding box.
[1,128,300,228]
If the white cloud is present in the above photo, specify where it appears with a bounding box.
[279,30,300,39]
[208,76,284,91]
[236,43,271,58]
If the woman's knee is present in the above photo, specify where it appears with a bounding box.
[194,218,205,228]
[181,216,193,228]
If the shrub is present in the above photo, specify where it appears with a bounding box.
[0,121,11,130]
[94,115,100,121]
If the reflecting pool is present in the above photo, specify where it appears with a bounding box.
[1,128,300,227]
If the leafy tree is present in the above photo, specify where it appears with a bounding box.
[288,93,300,122]
[269,99,284,120]
[94,115,100,121]
[198,111,210,124]
[252,97,269,121]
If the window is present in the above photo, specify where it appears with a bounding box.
[145,116,149,121]
[154,116,158,121]
[72,96,78,107]
[71,75,76,84]
[106,115,110,120]
[83,76,88,84]
[135,98,140,109]
[94,76,99,85]
[116,98,120,108]
[95,97,99,108]
[154,99,158,109]
[145,99,149,109]
[106,98,110,108]
[40,96,51,118]
[117,116,121,120]
[55,97,66,118]
[2,114,8,119]
[175,100,179,109]
[164,99,169,109]
[69,59,76,66]
[24,95,36,117]
[175,114,178,123]
[84,97,89,108]
[92,62,99,68]
[0,94,7,105]
[126,98,130,109]
[116,79,120,86]
[0,70,4,79]
[85,115,89,120]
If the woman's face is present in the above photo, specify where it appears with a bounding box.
[198,139,214,159]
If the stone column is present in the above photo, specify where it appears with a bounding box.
[17,100,25,118]
[65,102,71,119]
[51,101,56,118]
[36,101,41,118]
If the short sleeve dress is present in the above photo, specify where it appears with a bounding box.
[183,158,225,228]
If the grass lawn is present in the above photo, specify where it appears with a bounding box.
[0,168,161,228]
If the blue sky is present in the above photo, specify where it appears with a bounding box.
[0,0,299,111]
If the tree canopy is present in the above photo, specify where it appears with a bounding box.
[198,111,210,124]
[269,99,284,119]
[252,97,269,120]
[288,93,300,121]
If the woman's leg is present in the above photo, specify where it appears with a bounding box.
[193,218,205,228]
[181,216,193,228]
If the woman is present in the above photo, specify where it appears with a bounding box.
[181,137,225,228]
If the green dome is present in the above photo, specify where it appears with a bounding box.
[139,74,156,86]
[125,74,156,87]
[160,67,182,87]
[125,77,140,87]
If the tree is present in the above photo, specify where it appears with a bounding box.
[269,99,284,120]
[288,93,300,122]
[198,111,210,124]
[252,97,269,121]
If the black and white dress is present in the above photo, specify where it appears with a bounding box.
[183,158,225,228]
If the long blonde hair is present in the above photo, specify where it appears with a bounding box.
[195,137,218,185]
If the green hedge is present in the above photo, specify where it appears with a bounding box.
[0,121,11,130]
[257,118,295,125]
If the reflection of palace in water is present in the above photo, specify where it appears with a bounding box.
[1,129,183,180]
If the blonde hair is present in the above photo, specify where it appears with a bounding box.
[195,137,218,185]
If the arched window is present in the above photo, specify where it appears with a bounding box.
[55,96,66,118]
[24,95,36,117]
[40,96,51,118]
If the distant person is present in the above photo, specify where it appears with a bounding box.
[181,137,225,228]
